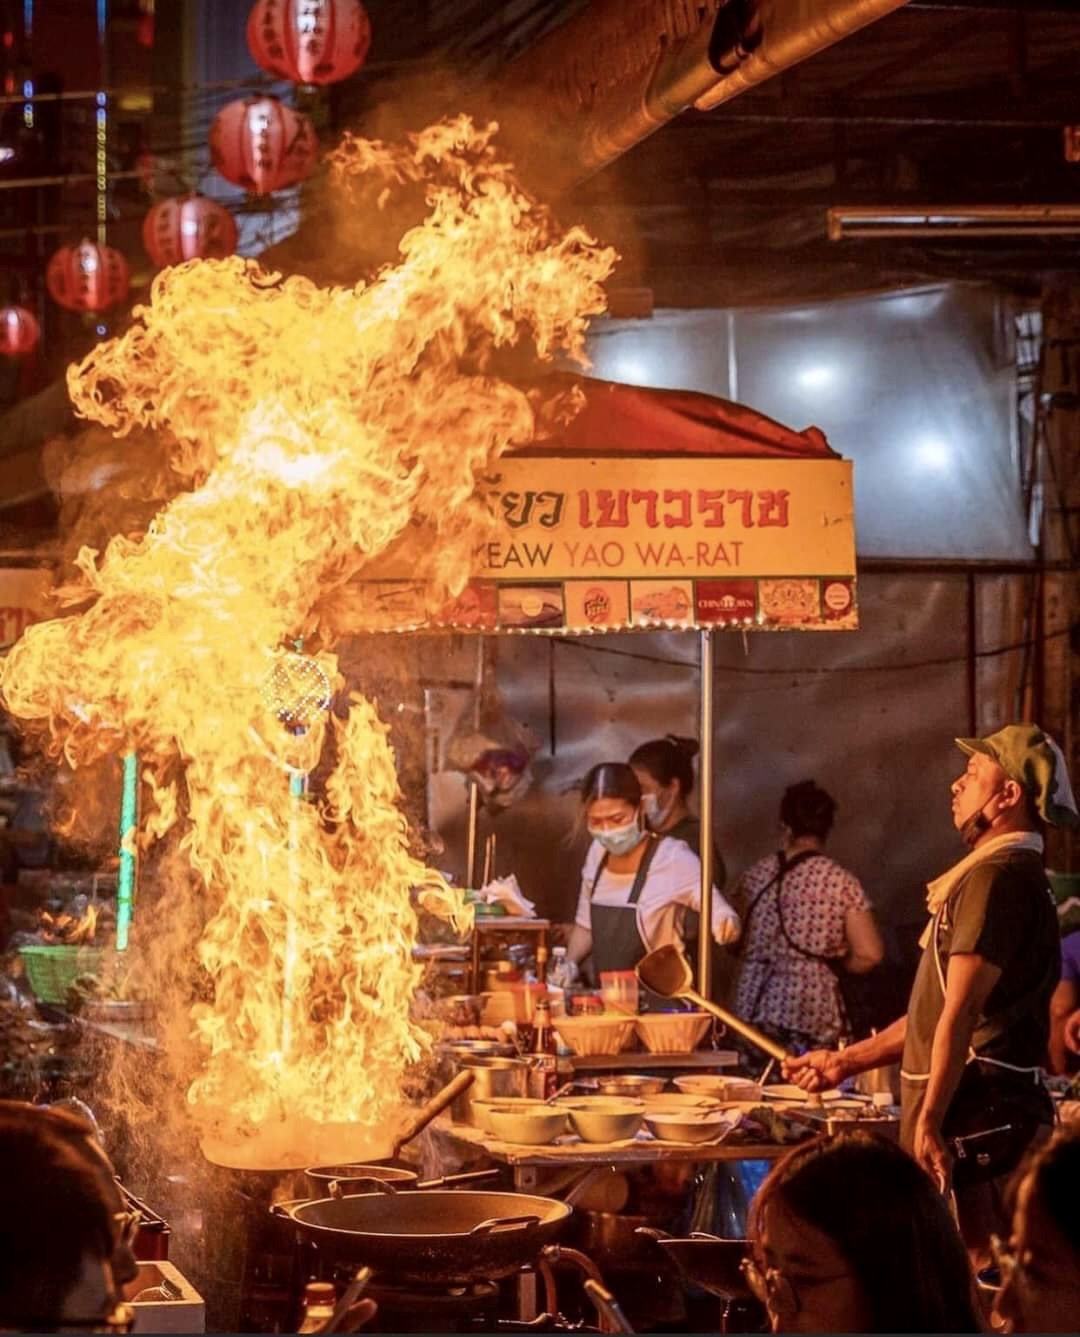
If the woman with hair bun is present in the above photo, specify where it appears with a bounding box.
[629,734,726,887]
[733,780,884,1052]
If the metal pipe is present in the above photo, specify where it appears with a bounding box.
[829,204,1080,239]
[697,627,714,999]
[466,779,481,888]
[497,0,909,184]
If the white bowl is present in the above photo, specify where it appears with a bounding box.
[472,1097,554,1134]
[565,1100,643,1144]
[674,1075,762,1102]
[486,1105,568,1145]
[635,1012,711,1054]
[644,1110,737,1145]
[554,1014,637,1056]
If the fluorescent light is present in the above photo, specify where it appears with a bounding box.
[797,364,834,390]
[914,438,951,472]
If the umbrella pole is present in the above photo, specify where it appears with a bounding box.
[697,628,715,998]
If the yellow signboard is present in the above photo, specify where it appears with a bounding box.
[358,455,857,633]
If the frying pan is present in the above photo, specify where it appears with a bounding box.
[635,947,791,1062]
[636,1227,752,1299]
[274,1190,571,1283]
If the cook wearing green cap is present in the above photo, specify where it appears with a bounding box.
[782,723,1076,1263]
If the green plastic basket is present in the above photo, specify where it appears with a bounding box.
[18,946,105,1006]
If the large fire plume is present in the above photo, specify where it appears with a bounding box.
[1,116,615,1168]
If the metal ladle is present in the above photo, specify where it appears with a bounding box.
[635,946,790,1063]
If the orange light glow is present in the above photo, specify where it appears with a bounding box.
[1,116,615,1168]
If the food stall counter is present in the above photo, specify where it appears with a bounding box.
[568,1048,740,1072]
[434,1116,788,1192]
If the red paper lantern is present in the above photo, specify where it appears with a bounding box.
[247,0,372,86]
[0,305,39,356]
[209,95,318,195]
[143,194,239,268]
[46,239,130,314]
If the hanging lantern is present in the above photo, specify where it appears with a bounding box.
[247,0,372,86]
[46,239,130,314]
[209,95,318,195]
[143,194,239,268]
[0,305,39,356]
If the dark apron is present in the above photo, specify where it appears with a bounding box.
[588,835,669,1011]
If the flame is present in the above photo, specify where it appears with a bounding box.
[1,116,615,1168]
[38,902,99,945]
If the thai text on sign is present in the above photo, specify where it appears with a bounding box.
[458,457,854,580]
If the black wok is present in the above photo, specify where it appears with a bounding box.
[275,1190,571,1283]
[636,1228,751,1299]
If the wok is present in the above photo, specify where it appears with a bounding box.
[636,1228,751,1299]
[275,1189,572,1283]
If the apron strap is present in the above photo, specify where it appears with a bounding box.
[628,834,663,906]
[588,833,663,905]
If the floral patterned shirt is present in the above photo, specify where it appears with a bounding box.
[734,852,870,1047]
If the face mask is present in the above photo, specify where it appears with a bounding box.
[959,790,1002,846]
[642,792,672,830]
[589,821,646,856]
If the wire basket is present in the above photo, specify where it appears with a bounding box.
[18,946,105,1006]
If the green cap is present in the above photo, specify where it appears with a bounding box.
[955,723,1078,829]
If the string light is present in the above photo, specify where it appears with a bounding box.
[21,0,31,126]
[96,92,107,243]
[97,0,107,245]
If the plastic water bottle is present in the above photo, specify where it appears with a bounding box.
[548,945,579,992]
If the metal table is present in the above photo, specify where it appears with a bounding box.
[568,1049,739,1073]
[435,1117,788,1192]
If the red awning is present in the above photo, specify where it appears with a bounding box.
[515,374,835,459]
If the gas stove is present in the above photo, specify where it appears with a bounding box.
[341,1276,500,1333]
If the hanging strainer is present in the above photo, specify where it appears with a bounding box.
[261,648,332,733]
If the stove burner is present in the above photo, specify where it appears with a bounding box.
[339,1274,500,1333]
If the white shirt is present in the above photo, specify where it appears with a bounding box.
[575,838,741,951]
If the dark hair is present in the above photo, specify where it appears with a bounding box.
[780,779,837,840]
[0,1101,117,1323]
[629,735,699,798]
[1019,1125,1080,1253]
[750,1132,981,1334]
[581,762,641,808]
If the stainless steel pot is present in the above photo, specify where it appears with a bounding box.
[451,1055,529,1124]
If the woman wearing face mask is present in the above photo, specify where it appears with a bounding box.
[629,734,727,887]
[745,1131,982,1334]
[565,762,740,987]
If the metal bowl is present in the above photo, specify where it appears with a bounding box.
[595,1074,666,1098]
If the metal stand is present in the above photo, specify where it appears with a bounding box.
[697,628,715,998]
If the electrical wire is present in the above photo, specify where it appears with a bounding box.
[551,622,1076,677]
